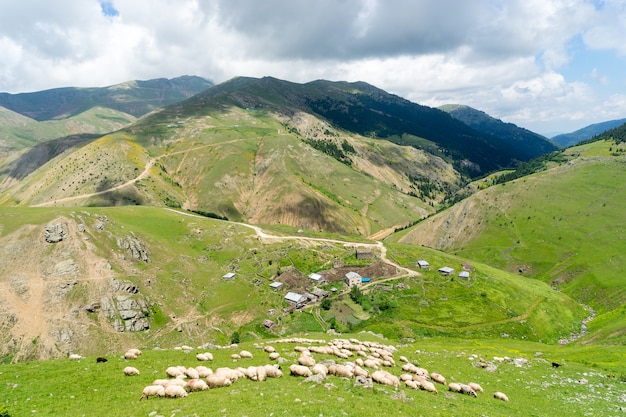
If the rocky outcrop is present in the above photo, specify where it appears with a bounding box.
[116,234,151,263]
[44,222,69,243]
[97,279,151,332]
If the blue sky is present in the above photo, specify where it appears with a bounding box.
[1,0,626,136]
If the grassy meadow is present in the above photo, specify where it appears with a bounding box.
[1,335,625,417]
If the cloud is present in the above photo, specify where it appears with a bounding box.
[0,0,625,133]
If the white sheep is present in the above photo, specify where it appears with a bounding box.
[124,351,138,360]
[264,346,276,353]
[263,364,283,378]
[195,366,213,378]
[213,367,243,382]
[152,379,171,387]
[239,350,253,358]
[164,379,187,388]
[353,366,369,378]
[420,380,438,394]
[311,363,328,377]
[206,373,233,388]
[127,348,142,356]
[185,367,200,379]
[164,384,188,398]
[329,364,353,378]
[231,353,241,360]
[448,382,462,393]
[289,364,312,377]
[468,382,484,393]
[186,379,209,392]
[165,366,184,378]
[124,366,140,376]
[139,385,165,400]
[68,354,83,361]
[430,372,447,385]
[196,353,210,361]
[459,384,477,397]
[269,352,280,360]
[494,391,509,402]
[371,370,399,388]
[399,355,409,363]
[298,354,316,367]
[405,380,420,390]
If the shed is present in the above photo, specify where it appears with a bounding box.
[222,272,236,280]
[417,260,430,269]
[284,292,305,304]
[308,273,326,284]
[270,281,283,290]
[263,319,276,329]
[458,271,470,280]
[356,248,374,260]
[345,271,362,287]
[438,266,454,276]
[462,262,474,271]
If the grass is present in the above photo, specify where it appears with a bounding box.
[0,335,624,417]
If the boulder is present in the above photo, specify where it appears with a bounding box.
[44,223,69,243]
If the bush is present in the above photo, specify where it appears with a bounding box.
[0,405,10,417]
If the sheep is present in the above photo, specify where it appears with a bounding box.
[420,380,438,394]
[164,384,188,398]
[185,367,200,380]
[127,348,142,356]
[401,363,418,373]
[263,364,283,378]
[468,382,484,393]
[239,350,253,358]
[195,366,213,378]
[329,364,353,378]
[311,363,328,377]
[399,355,409,363]
[298,354,316,367]
[231,353,241,360]
[196,353,210,361]
[353,366,369,378]
[124,351,138,360]
[289,364,312,377]
[371,370,400,388]
[124,366,140,376]
[165,366,184,378]
[213,367,243,382]
[96,357,108,363]
[430,372,447,385]
[494,391,509,402]
[363,359,380,369]
[459,384,478,397]
[151,379,171,387]
[448,382,462,393]
[269,352,280,360]
[164,379,187,388]
[400,373,413,382]
[405,380,420,390]
[206,374,233,388]
[186,379,209,392]
[68,354,82,361]
[139,385,165,400]
[264,346,276,353]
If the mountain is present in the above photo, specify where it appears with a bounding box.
[439,104,559,158]
[391,139,626,346]
[0,75,213,121]
[552,118,626,147]
[182,77,539,176]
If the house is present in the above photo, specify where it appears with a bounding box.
[458,271,470,280]
[311,287,329,298]
[304,293,318,303]
[438,266,454,276]
[417,260,430,269]
[284,292,305,305]
[270,281,283,290]
[222,272,236,280]
[356,248,374,260]
[263,319,276,329]
[308,273,326,284]
[345,271,362,287]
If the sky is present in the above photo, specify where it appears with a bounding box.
[1,0,626,136]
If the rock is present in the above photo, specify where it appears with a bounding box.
[84,302,101,313]
[125,317,150,332]
[100,297,116,319]
[354,376,373,388]
[94,220,105,231]
[116,236,151,263]
[44,222,69,243]
[54,259,79,277]
[77,224,85,233]
[110,278,139,294]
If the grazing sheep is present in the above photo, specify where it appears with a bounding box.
[124,366,140,376]
[239,350,253,358]
[400,373,413,382]
[164,384,188,398]
[420,380,438,394]
[353,366,369,378]
[371,370,400,388]
[139,385,165,400]
[127,348,142,356]
[152,379,171,387]
[405,380,420,390]
[269,352,280,360]
[124,351,138,360]
[402,363,418,373]
[329,364,354,378]
[231,353,241,360]
[263,364,283,378]
[96,357,108,363]
[399,355,409,363]
[468,382,484,393]
[298,354,316,367]
[312,363,328,377]
[264,346,276,353]
[449,382,462,393]
[459,384,478,397]
[196,353,210,361]
[68,354,82,361]
[430,372,447,385]
[165,366,184,378]
[363,359,380,369]
[164,379,187,388]
[195,366,213,378]
[494,391,509,402]
[186,379,209,392]
[213,367,243,382]
[289,364,312,377]
[206,374,233,388]
[185,367,200,380]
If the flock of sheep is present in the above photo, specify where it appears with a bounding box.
[109,337,510,403]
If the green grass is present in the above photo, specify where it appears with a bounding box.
[0,335,624,417]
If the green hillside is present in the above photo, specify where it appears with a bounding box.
[392,139,626,345]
